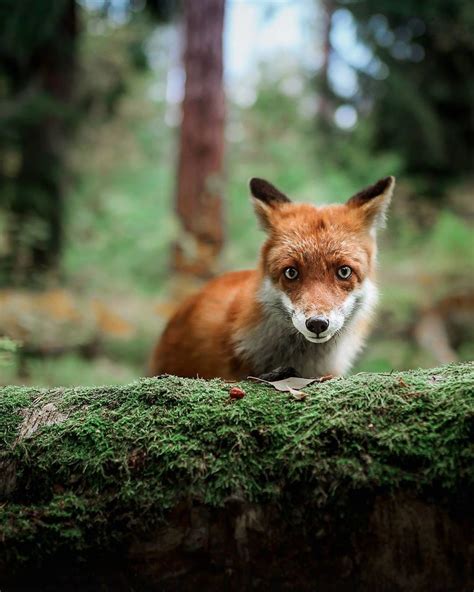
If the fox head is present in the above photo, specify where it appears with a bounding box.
[250,176,395,344]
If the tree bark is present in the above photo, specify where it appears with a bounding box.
[172,0,226,278]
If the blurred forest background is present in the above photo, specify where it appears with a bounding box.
[0,0,473,386]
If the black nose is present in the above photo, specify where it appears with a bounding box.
[306,316,330,335]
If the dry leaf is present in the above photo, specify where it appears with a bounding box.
[247,375,323,402]
[289,388,308,401]
[248,375,320,392]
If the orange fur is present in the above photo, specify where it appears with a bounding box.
[150,177,394,379]
[150,270,258,379]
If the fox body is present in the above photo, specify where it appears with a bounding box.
[150,176,395,380]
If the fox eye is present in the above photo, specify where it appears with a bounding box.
[337,265,352,280]
[284,267,299,280]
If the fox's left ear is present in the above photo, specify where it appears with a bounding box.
[346,176,395,231]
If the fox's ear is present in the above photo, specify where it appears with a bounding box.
[346,176,395,231]
[249,178,291,230]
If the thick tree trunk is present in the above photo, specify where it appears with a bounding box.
[4,0,77,285]
[172,0,226,279]
[0,363,473,591]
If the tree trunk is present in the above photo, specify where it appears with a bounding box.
[4,0,77,285]
[172,0,226,279]
[0,362,473,590]
[317,0,335,124]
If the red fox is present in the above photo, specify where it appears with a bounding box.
[150,176,395,380]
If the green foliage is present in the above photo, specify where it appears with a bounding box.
[0,337,19,367]
[1,362,472,566]
[0,0,69,62]
[331,0,474,194]
[313,119,404,196]
[0,2,168,285]
[0,0,77,284]
[0,354,138,388]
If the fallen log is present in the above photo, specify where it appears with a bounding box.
[0,363,473,591]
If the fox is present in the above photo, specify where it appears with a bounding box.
[149,175,395,380]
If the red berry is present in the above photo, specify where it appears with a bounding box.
[229,386,245,399]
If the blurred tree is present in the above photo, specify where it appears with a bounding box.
[0,0,77,284]
[0,0,178,286]
[317,0,336,125]
[172,0,226,278]
[319,0,474,196]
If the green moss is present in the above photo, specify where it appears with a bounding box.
[0,385,38,447]
[0,362,473,567]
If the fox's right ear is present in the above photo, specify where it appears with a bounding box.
[249,178,291,231]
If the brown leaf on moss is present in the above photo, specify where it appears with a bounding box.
[320,374,334,383]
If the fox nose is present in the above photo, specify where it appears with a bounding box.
[306,316,330,336]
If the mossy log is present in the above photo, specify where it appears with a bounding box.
[0,363,473,591]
